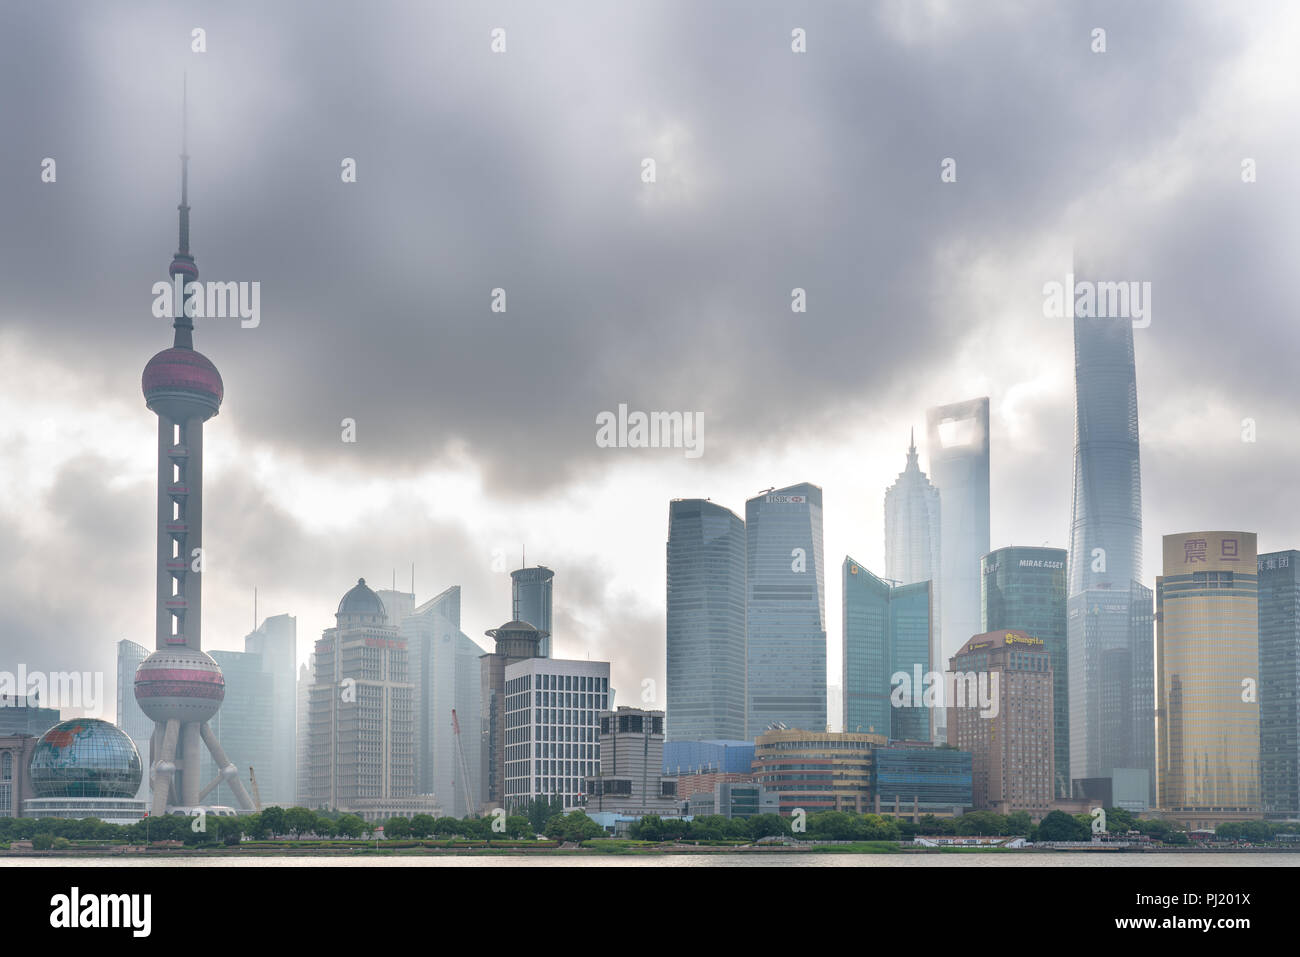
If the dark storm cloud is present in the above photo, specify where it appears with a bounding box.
[0,457,152,683]
[2,0,1273,496]
[3,0,1298,714]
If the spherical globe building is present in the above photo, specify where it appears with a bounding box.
[24,718,147,823]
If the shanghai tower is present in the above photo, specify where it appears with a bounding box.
[1066,284,1155,803]
[132,90,255,816]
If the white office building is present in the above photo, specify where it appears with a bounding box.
[503,658,610,811]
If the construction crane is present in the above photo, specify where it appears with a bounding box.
[451,709,476,818]
[248,766,263,812]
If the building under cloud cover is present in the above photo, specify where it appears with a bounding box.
[0,3,1297,748]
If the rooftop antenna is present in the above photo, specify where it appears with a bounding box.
[253,586,257,631]
[410,562,414,597]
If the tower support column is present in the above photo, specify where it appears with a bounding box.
[150,718,181,817]
[180,721,202,807]
[200,721,255,810]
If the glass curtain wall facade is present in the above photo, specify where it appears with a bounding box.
[842,558,931,742]
[745,483,826,736]
[982,546,1069,798]
[401,585,484,817]
[1259,550,1300,819]
[243,613,298,807]
[666,498,746,742]
[926,398,990,742]
[1066,301,1153,801]
[511,567,555,658]
[203,650,274,808]
[116,639,151,803]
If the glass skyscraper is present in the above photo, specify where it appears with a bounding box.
[193,617,297,808]
[1156,531,1260,824]
[982,546,1069,797]
[884,431,942,697]
[115,639,152,804]
[926,398,990,743]
[926,398,990,651]
[842,558,932,742]
[203,649,274,808]
[666,499,746,742]
[1257,549,1298,819]
[511,566,555,658]
[746,483,826,736]
[243,613,298,807]
[1068,313,1143,594]
[401,584,484,817]
[1067,304,1154,802]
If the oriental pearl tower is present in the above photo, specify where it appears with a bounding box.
[133,89,254,815]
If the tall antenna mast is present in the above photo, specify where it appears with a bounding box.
[171,73,197,349]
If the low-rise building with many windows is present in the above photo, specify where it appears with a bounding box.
[751,729,886,815]
[503,657,609,811]
[871,743,972,819]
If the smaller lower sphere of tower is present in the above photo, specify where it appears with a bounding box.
[134,648,225,724]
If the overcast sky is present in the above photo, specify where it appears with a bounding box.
[2,0,1297,726]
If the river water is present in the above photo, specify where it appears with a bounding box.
[3,852,1294,867]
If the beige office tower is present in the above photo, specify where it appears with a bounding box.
[1156,531,1261,828]
[307,579,439,822]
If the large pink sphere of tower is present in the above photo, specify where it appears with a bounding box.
[134,647,225,724]
[142,347,223,420]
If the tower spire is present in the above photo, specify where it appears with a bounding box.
[906,428,919,469]
[179,74,190,255]
[170,74,197,349]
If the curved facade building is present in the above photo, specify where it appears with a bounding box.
[1066,304,1154,801]
[666,499,746,741]
[511,566,554,658]
[1156,532,1260,826]
[1068,314,1143,593]
[751,729,886,814]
